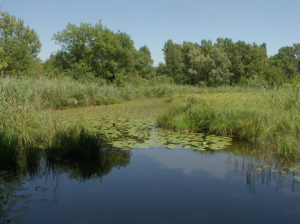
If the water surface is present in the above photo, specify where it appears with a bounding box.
[1,142,300,224]
[2,99,300,223]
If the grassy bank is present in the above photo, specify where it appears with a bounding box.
[0,76,201,164]
[156,87,300,158]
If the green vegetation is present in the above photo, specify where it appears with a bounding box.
[160,39,300,86]
[1,10,299,86]
[0,10,41,74]
[156,87,300,158]
[45,126,104,161]
[0,10,300,162]
[0,75,199,165]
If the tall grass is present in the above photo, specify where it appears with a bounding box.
[45,126,105,161]
[156,87,300,158]
[0,75,202,162]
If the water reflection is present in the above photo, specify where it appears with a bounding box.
[225,141,300,195]
[45,149,131,182]
[0,148,131,224]
[2,136,300,223]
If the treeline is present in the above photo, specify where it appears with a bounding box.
[0,10,299,86]
[157,39,300,86]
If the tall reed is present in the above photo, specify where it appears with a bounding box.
[156,87,300,158]
[45,126,105,161]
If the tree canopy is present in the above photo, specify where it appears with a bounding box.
[0,10,42,73]
[51,21,154,84]
[1,10,299,87]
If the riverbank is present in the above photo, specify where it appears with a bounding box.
[1,75,299,165]
[156,87,300,158]
[0,76,200,165]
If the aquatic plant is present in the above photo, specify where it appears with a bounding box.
[45,126,105,161]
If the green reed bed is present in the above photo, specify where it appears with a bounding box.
[156,87,300,158]
[0,75,201,163]
[45,126,105,161]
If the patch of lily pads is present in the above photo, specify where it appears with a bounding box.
[80,114,233,152]
[57,108,234,153]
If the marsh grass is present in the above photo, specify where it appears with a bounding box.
[45,126,105,161]
[0,76,201,163]
[0,132,19,165]
[157,87,300,158]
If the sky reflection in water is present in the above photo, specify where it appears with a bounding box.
[2,144,300,224]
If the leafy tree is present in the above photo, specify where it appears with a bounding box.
[52,21,138,83]
[200,39,213,56]
[269,44,300,82]
[0,10,42,73]
[294,43,300,71]
[188,48,212,85]
[134,45,155,79]
[188,47,232,86]
[0,46,7,71]
[214,38,268,85]
[181,42,200,84]
[155,62,169,76]
[162,40,186,84]
[208,48,233,85]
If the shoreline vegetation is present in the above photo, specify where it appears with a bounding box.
[1,75,300,168]
[0,75,202,166]
[0,10,300,166]
[156,87,300,158]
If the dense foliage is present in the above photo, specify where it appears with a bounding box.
[0,10,299,86]
[0,10,42,74]
[48,21,155,84]
[0,10,300,162]
[160,39,270,86]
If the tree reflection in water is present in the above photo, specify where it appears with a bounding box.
[45,148,132,183]
[0,148,131,223]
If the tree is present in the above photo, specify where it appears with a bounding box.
[53,21,138,83]
[214,38,268,85]
[134,45,155,79]
[0,46,7,71]
[155,62,169,76]
[162,40,186,84]
[269,44,300,81]
[208,48,233,85]
[0,10,41,73]
[188,47,232,86]
[188,48,212,85]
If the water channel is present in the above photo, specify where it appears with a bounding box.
[1,99,300,223]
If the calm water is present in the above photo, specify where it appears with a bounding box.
[1,142,300,224]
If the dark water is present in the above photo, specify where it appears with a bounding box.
[1,144,300,224]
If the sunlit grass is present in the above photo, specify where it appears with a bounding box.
[0,76,199,163]
[156,87,300,158]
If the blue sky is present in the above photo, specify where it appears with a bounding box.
[1,0,299,65]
